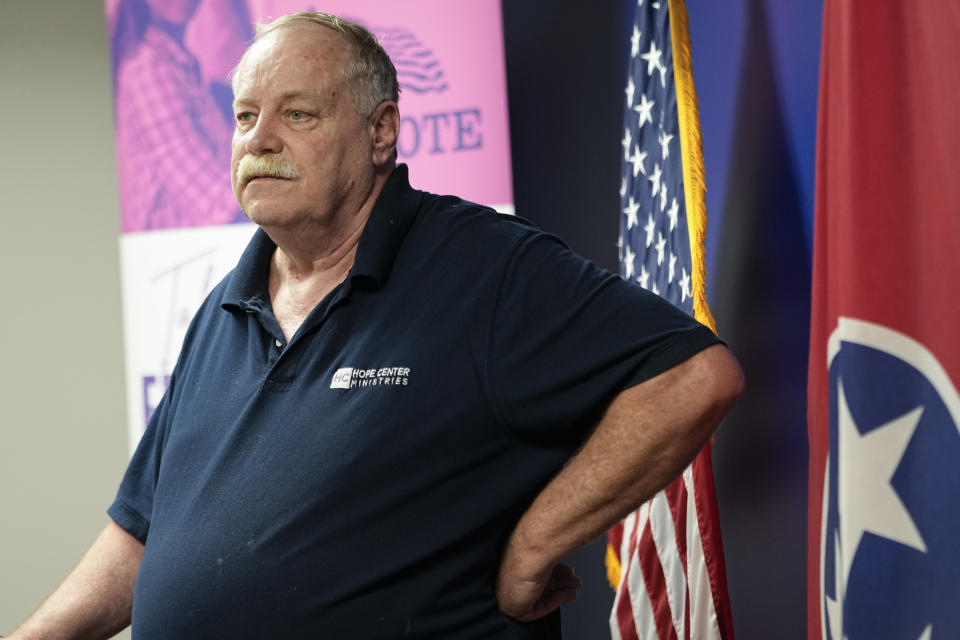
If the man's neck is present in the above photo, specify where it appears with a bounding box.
[268,210,368,282]
[262,165,393,340]
[265,206,367,342]
[262,162,394,280]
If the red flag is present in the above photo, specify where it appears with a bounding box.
[808,3,960,638]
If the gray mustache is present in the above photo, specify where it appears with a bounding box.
[236,154,301,186]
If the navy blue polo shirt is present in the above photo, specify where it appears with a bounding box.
[109,165,720,639]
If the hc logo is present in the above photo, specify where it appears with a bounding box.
[821,318,960,640]
[330,367,353,389]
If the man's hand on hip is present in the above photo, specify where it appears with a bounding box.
[495,537,581,622]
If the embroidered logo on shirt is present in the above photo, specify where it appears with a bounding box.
[331,366,411,389]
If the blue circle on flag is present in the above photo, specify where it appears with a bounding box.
[822,320,960,639]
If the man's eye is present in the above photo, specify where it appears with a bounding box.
[290,111,306,120]
[236,112,254,123]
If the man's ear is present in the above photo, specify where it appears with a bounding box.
[370,101,400,167]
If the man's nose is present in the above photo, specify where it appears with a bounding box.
[244,115,283,155]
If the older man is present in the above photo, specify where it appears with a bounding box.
[9,12,742,640]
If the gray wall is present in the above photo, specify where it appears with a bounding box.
[0,2,130,637]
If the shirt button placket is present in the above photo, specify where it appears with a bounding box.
[267,337,284,370]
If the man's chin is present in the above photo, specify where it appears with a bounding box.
[241,206,297,229]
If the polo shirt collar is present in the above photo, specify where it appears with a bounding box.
[221,164,420,311]
[220,227,274,313]
[349,163,421,286]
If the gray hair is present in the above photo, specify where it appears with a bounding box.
[238,12,399,117]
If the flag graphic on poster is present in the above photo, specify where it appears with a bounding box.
[610,1,733,638]
[807,3,960,639]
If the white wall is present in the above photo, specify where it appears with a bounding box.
[0,2,131,637]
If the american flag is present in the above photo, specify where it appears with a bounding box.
[610,1,734,639]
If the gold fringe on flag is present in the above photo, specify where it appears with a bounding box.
[606,539,622,591]
[668,0,716,334]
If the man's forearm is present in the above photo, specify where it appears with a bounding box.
[10,521,143,640]
[497,344,743,619]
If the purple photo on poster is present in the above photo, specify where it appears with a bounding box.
[108,0,252,232]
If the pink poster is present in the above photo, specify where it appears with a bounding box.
[106,0,513,446]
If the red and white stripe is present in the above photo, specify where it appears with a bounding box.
[610,448,733,640]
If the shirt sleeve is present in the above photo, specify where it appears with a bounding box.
[107,371,178,543]
[484,230,721,435]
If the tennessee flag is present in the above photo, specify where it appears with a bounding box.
[808,2,960,639]
[610,0,734,638]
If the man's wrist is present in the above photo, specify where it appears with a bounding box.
[503,520,562,581]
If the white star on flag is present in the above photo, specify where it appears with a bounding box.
[823,380,928,640]
[659,130,674,159]
[667,198,679,231]
[638,263,650,289]
[644,213,656,247]
[630,146,647,177]
[648,162,662,197]
[640,41,662,78]
[623,197,640,229]
[623,243,636,279]
[836,380,926,588]
[679,268,691,302]
[634,93,655,127]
